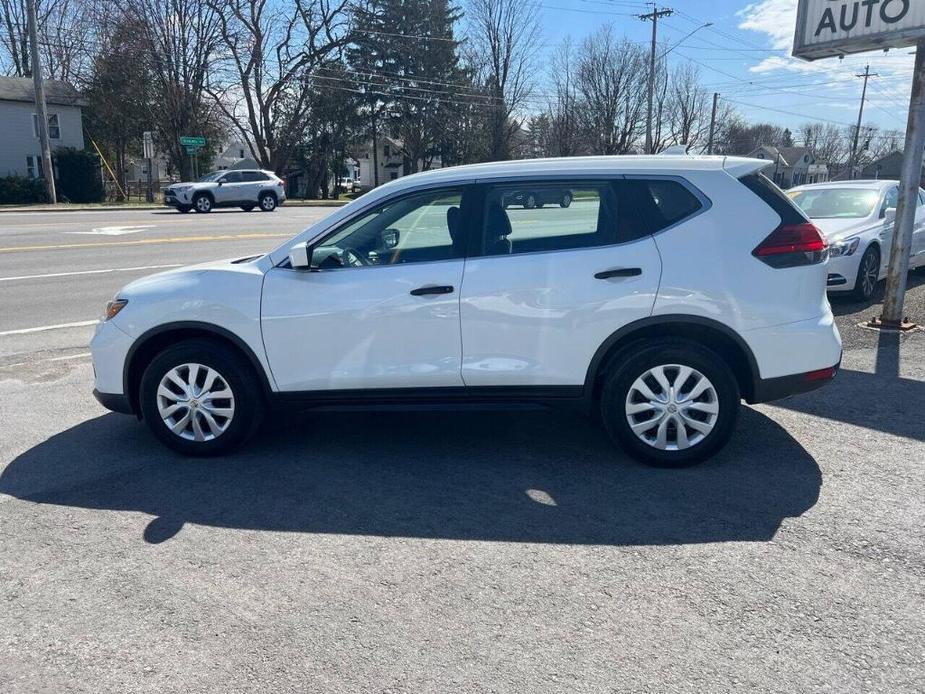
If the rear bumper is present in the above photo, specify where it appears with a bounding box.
[750,362,840,404]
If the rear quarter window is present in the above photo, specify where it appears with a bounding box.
[625,178,705,233]
[739,173,808,226]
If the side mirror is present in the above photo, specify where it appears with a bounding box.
[217,179,225,186]
[289,241,313,269]
[883,207,897,225]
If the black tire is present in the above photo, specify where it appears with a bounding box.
[240,204,255,212]
[139,339,264,456]
[851,244,880,302]
[524,194,536,209]
[560,192,572,208]
[176,205,191,214]
[258,192,277,212]
[599,339,740,467]
[193,193,212,213]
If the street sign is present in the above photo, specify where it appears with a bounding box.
[184,145,201,154]
[143,131,154,159]
[179,136,206,147]
[793,0,925,61]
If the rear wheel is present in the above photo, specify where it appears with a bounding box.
[851,244,880,302]
[600,339,739,467]
[139,340,263,456]
[524,193,536,209]
[259,192,277,212]
[560,192,572,208]
[193,193,212,213]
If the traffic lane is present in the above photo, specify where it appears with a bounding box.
[0,345,922,690]
[0,238,277,334]
[0,206,333,247]
[0,232,289,278]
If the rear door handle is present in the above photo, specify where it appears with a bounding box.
[410,285,454,296]
[595,267,642,280]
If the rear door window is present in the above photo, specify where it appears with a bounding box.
[477,181,651,256]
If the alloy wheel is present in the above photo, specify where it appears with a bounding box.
[861,250,878,299]
[156,363,235,442]
[624,364,719,451]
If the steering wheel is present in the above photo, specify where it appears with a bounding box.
[342,247,369,267]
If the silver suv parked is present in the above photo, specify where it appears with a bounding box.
[163,169,286,214]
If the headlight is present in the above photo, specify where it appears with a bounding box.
[173,185,193,192]
[104,298,128,321]
[829,237,860,257]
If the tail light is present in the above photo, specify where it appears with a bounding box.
[752,223,828,268]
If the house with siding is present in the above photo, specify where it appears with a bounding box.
[0,76,86,179]
[748,145,829,189]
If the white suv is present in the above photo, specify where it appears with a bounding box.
[163,169,286,214]
[92,156,842,466]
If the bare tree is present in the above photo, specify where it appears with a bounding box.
[798,122,847,165]
[127,0,225,179]
[468,0,541,160]
[574,26,647,155]
[668,63,711,150]
[545,36,582,157]
[0,0,91,81]
[205,0,349,174]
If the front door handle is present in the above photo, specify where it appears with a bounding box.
[595,267,642,280]
[410,285,454,296]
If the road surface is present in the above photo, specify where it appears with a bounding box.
[0,206,923,692]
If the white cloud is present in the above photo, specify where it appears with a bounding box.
[737,0,916,101]
[738,0,797,50]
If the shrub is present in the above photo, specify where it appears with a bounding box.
[0,176,46,204]
[54,147,105,203]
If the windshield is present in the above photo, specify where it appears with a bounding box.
[198,171,225,182]
[787,188,880,219]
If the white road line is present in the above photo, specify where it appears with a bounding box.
[1,352,92,369]
[0,263,181,282]
[0,320,99,336]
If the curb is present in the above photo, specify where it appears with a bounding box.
[0,201,350,214]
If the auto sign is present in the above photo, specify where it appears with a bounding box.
[793,0,925,61]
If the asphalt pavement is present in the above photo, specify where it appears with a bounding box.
[0,207,923,692]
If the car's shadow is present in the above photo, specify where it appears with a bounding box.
[0,406,821,545]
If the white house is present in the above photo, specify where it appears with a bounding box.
[0,76,85,179]
[748,145,829,189]
[213,142,259,171]
[354,136,442,190]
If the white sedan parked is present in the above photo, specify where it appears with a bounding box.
[787,180,925,301]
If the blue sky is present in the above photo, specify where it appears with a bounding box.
[529,0,916,135]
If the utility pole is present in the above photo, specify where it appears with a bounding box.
[707,92,719,154]
[849,64,878,179]
[26,0,56,204]
[640,5,673,154]
[879,40,925,329]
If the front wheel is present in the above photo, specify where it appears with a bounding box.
[851,245,880,302]
[240,204,255,212]
[600,339,740,467]
[193,193,212,213]
[139,340,264,456]
[176,205,191,214]
[560,192,572,208]
[524,194,536,209]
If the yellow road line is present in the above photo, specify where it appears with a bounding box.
[0,232,289,254]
